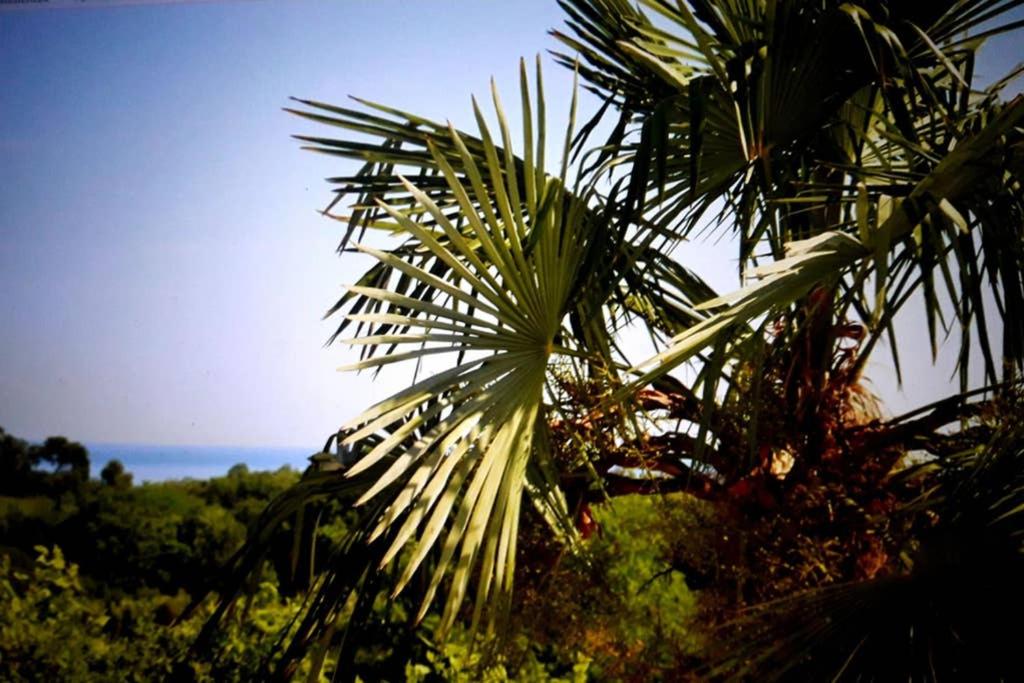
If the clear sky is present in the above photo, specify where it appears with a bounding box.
[1,1,1021,448]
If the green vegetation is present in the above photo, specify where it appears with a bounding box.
[0,428,303,595]
[0,546,301,682]
[0,428,323,679]
[0,428,702,680]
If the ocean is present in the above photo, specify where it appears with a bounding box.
[85,443,316,483]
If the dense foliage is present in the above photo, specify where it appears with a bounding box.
[0,430,312,678]
[1,429,708,680]
[0,546,302,682]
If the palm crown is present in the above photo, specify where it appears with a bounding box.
[197,1,1024,679]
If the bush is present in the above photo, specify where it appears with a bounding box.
[0,546,316,682]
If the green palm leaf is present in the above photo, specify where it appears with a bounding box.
[333,61,589,638]
[624,95,1024,393]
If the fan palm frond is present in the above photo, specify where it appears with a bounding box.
[624,95,1024,392]
[324,61,595,643]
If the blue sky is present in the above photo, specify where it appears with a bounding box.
[0,0,585,447]
[1,1,1021,448]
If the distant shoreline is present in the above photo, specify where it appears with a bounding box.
[85,442,314,483]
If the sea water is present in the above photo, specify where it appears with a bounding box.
[85,442,316,482]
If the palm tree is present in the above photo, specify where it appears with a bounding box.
[196,1,1024,679]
